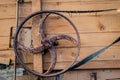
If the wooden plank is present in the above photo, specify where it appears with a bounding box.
[0,0,31,4]
[0,2,31,19]
[0,57,10,65]
[43,46,120,69]
[0,50,15,64]
[0,50,33,64]
[42,0,120,11]
[19,2,32,18]
[44,15,120,34]
[0,18,31,37]
[0,4,16,19]
[0,19,16,36]
[44,69,120,80]
[47,32,120,47]
[16,75,35,80]
[0,0,16,5]
[43,0,120,2]
[0,37,10,49]
[32,0,43,73]
[63,69,120,80]
[18,28,33,64]
[44,60,120,70]
[43,46,120,63]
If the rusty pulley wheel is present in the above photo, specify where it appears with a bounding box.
[13,10,80,77]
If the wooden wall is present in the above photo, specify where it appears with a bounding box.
[42,0,120,69]
[0,0,120,80]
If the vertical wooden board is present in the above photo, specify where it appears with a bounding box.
[32,0,43,73]
[18,28,33,64]
[19,2,32,17]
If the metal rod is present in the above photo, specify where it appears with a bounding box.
[14,0,20,80]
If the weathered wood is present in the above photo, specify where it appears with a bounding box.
[16,75,35,80]
[61,69,120,80]
[43,0,120,2]
[44,60,120,70]
[0,2,31,19]
[47,32,120,47]
[43,46,120,63]
[0,37,10,49]
[44,15,120,34]
[0,19,15,36]
[32,0,43,73]
[43,0,120,12]
[0,49,33,64]
[0,57,10,65]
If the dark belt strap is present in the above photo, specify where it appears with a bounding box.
[70,37,120,70]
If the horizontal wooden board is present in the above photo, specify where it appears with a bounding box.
[44,14,120,34]
[0,4,16,19]
[0,37,10,49]
[47,32,120,47]
[0,2,32,19]
[43,0,120,3]
[0,0,31,4]
[0,57,10,65]
[44,60,120,70]
[59,69,120,80]
[43,0,120,11]
[0,50,33,64]
[0,19,16,36]
[43,46,120,63]
[16,75,35,80]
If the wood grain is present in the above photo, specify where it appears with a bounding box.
[47,32,120,47]
[32,0,43,73]
[0,37,10,49]
[44,15,120,33]
[0,57,10,65]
